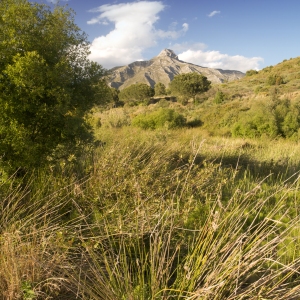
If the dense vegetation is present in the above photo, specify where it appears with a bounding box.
[0,0,108,176]
[1,1,300,299]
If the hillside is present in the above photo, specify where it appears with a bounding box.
[98,55,300,140]
[108,49,244,90]
[216,56,300,101]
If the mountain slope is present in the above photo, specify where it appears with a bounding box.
[108,49,245,90]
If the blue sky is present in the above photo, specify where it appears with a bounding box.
[32,0,300,72]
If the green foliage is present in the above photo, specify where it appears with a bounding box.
[21,281,36,300]
[232,98,300,139]
[132,108,186,129]
[214,91,226,104]
[245,69,258,76]
[108,87,124,107]
[169,72,211,102]
[0,0,108,174]
[119,83,154,104]
[267,74,284,85]
[154,82,167,96]
[232,114,278,138]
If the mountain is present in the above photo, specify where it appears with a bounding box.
[107,49,245,90]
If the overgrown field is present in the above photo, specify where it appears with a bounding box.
[1,126,300,299]
[2,1,300,298]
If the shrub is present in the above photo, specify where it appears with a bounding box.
[214,91,226,104]
[267,74,284,85]
[245,69,258,76]
[232,106,279,138]
[132,108,186,129]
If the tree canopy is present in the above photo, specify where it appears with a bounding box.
[169,73,211,102]
[154,82,167,96]
[0,0,108,173]
[118,83,154,104]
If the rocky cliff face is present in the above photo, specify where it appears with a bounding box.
[108,49,245,90]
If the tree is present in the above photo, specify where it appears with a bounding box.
[110,87,122,106]
[119,83,154,104]
[0,0,108,173]
[169,73,211,102]
[154,82,166,96]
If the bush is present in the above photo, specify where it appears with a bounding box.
[267,74,284,85]
[245,69,258,76]
[214,91,226,104]
[132,108,186,129]
[232,105,279,138]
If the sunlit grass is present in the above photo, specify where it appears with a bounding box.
[1,127,300,299]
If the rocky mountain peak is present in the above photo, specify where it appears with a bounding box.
[108,49,245,90]
[157,49,178,60]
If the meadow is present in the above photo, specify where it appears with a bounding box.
[1,39,300,298]
[1,120,300,299]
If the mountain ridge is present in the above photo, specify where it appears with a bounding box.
[107,49,245,90]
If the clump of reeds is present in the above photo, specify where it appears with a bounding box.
[66,139,300,299]
[0,176,79,299]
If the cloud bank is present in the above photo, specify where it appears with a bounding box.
[177,48,263,72]
[88,1,188,69]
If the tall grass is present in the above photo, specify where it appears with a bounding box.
[1,128,300,299]
[0,175,81,299]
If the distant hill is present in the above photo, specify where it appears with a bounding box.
[107,49,245,90]
[214,56,300,101]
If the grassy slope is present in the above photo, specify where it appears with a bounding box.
[1,57,300,299]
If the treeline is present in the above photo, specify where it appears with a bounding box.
[114,72,211,106]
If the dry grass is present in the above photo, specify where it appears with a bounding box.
[1,130,300,299]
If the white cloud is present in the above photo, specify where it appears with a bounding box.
[178,48,263,72]
[156,23,188,39]
[87,1,189,69]
[208,10,220,17]
[47,0,68,3]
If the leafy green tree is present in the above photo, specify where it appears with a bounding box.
[154,82,167,96]
[0,0,108,173]
[109,87,123,107]
[169,73,211,102]
[119,83,154,104]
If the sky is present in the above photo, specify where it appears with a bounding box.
[31,0,300,72]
